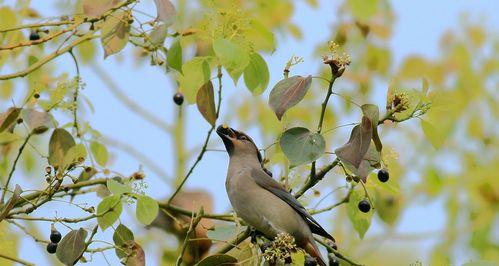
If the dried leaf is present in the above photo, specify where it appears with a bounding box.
[153,0,176,25]
[196,81,217,126]
[335,117,372,168]
[101,11,130,58]
[269,75,312,120]
[361,104,382,151]
[82,0,121,18]
[125,241,145,266]
[0,107,21,133]
[0,184,22,221]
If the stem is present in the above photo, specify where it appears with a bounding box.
[309,188,352,215]
[168,66,223,204]
[315,237,364,266]
[176,208,204,266]
[0,252,35,266]
[294,158,340,199]
[69,50,81,137]
[215,227,252,254]
[1,134,32,203]
[317,76,337,134]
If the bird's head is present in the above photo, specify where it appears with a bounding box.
[216,124,262,162]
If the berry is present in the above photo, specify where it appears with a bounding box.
[358,199,371,213]
[46,242,57,254]
[34,93,40,99]
[378,169,389,182]
[50,230,62,243]
[16,118,23,124]
[29,31,40,41]
[328,254,340,266]
[173,92,184,106]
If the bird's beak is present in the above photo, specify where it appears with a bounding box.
[217,124,236,154]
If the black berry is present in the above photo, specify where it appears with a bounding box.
[358,199,371,213]
[46,242,57,254]
[34,93,40,99]
[16,118,23,124]
[378,169,389,182]
[173,92,184,106]
[29,31,40,41]
[50,230,62,243]
[328,254,340,266]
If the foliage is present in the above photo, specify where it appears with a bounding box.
[0,0,497,265]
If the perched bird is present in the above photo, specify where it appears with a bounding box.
[217,125,335,266]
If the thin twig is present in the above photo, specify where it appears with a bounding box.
[167,66,224,204]
[1,133,32,203]
[315,237,364,266]
[0,252,35,266]
[176,208,204,266]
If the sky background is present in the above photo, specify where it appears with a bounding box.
[3,0,499,265]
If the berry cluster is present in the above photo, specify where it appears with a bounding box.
[46,225,62,254]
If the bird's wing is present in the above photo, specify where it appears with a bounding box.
[250,168,335,241]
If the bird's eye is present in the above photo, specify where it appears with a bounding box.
[239,135,248,141]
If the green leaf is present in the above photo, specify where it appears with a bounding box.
[107,179,132,195]
[90,141,109,167]
[197,254,237,266]
[196,81,217,126]
[0,132,19,145]
[207,224,241,242]
[243,52,269,95]
[166,40,182,73]
[135,195,159,225]
[279,127,325,166]
[213,38,250,84]
[101,11,131,58]
[347,0,378,20]
[421,120,444,149]
[97,195,122,230]
[48,128,76,169]
[347,188,373,239]
[56,228,88,266]
[335,117,372,169]
[246,19,275,52]
[179,57,211,104]
[82,0,119,17]
[64,143,87,167]
[269,75,312,120]
[0,107,21,133]
[113,224,134,259]
[153,0,176,25]
[291,251,306,266]
[361,104,382,151]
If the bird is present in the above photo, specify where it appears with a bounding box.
[216,124,335,266]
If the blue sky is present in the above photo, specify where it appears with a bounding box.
[3,0,499,265]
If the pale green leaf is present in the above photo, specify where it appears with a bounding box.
[279,127,325,166]
[166,39,182,72]
[97,195,122,230]
[347,188,373,239]
[348,0,378,20]
[0,132,19,145]
[421,120,445,149]
[90,141,109,167]
[135,195,159,225]
[48,128,76,169]
[213,38,249,84]
[107,179,132,195]
[244,52,269,95]
[179,57,211,104]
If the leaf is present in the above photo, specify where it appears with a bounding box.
[97,195,123,230]
[56,228,88,266]
[48,128,76,169]
[90,141,109,166]
[135,195,159,225]
[20,108,53,133]
[335,117,372,168]
[107,179,132,195]
[166,40,182,73]
[113,224,134,259]
[421,120,445,149]
[269,75,312,120]
[196,81,217,126]
[101,11,130,58]
[279,127,325,166]
[347,188,373,239]
[64,143,87,167]
[347,0,378,20]
[149,24,168,47]
[461,260,499,266]
[0,132,19,145]
[0,184,22,221]
[243,52,269,95]
[291,251,306,266]
[213,38,250,84]
[207,224,241,242]
[197,254,237,266]
[246,19,275,52]
[82,0,120,18]
[351,142,381,182]
[125,241,145,266]
[153,0,176,25]
[0,107,21,133]
[179,57,211,104]
[361,104,382,151]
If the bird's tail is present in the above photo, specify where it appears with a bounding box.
[304,240,327,266]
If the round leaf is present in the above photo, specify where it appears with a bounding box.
[97,195,122,230]
[213,38,250,84]
[107,179,132,195]
[269,75,312,120]
[135,195,159,225]
[243,52,269,95]
[166,40,182,73]
[56,228,88,266]
[196,81,217,126]
[113,224,134,259]
[279,127,325,166]
[179,57,211,104]
[48,128,76,169]
[90,141,109,167]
